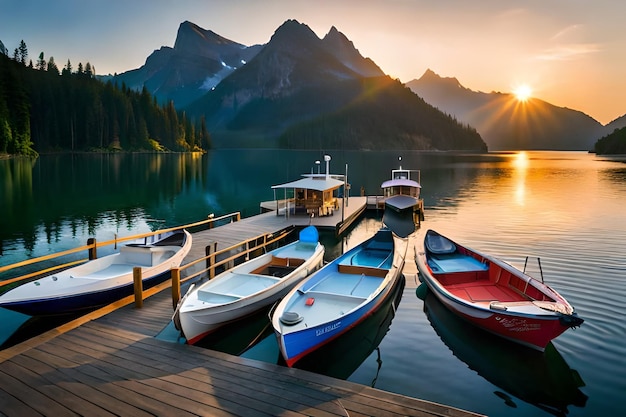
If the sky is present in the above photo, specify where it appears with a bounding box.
[1,0,625,125]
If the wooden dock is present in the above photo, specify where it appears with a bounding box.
[0,208,483,417]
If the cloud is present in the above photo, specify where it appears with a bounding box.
[535,43,601,61]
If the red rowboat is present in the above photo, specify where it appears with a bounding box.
[415,230,583,350]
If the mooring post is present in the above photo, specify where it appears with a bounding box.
[171,268,181,309]
[206,242,218,279]
[87,237,97,260]
[133,267,143,308]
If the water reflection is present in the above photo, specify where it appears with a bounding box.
[423,293,587,416]
[0,153,207,266]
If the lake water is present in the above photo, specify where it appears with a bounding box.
[1,150,625,417]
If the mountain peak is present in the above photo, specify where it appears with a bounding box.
[174,21,243,55]
[419,69,461,87]
[270,19,320,45]
[322,26,384,77]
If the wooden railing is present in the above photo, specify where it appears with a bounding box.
[168,227,294,309]
[0,212,242,289]
[0,210,297,315]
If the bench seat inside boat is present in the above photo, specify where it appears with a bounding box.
[249,256,304,277]
[427,254,488,273]
[306,267,384,298]
[446,280,525,303]
[197,273,281,302]
[120,244,177,267]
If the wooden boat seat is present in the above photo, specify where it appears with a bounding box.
[337,264,388,277]
[250,256,305,277]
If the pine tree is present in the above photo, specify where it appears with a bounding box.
[62,59,72,76]
[36,52,46,71]
[18,40,27,65]
[47,57,59,75]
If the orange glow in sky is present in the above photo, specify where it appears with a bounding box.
[1,0,624,124]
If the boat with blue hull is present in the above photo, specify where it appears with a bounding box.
[272,227,408,367]
[0,229,192,316]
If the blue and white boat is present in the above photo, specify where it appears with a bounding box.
[0,229,192,316]
[271,227,408,367]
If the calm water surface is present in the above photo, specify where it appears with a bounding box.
[1,150,625,417]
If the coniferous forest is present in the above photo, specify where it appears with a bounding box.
[0,43,211,157]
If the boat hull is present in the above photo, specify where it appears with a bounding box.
[177,226,325,345]
[0,270,172,316]
[0,230,192,316]
[423,281,573,350]
[416,229,583,351]
[277,273,402,367]
[178,247,324,345]
[273,228,408,367]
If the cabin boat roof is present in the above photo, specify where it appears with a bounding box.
[381,168,421,189]
[272,176,344,192]
[381,178,421,189]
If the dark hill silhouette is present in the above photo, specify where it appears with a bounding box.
[407,69,605,151]
[279,76,486,151]
[595,126,626,154]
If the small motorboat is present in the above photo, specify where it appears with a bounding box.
[272,227,408,367]
[379,157,424,237]
[415,229,583,350]
[175,225,324,345]
[0,229,192,316]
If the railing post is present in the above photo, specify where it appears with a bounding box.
[206,242,218,279]
[171,267,181,309]
[133,267,143,308]
[87,238,97,260]
[235,212,241,222]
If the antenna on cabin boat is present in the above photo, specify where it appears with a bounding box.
[324,155,331,178]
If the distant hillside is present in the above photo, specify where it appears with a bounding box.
[604,113,626,133]
[185,20,484,150]
[595,126,626,154]
[112,21,263,108]
[279,77,486,151]
[407,69,605,151]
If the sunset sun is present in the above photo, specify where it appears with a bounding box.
[513,84,533,102]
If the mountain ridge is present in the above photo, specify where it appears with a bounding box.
[183,20,483,151]
[407,69,608,150]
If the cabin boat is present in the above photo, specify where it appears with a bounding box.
[415,230,583,350]
[379,159,424,227]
